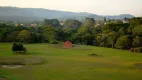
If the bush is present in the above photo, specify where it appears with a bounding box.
[131,47,142,53]
[137,47,142,53]
[115,36,132,50]
[130,48,134,52]
[89,53,102,56]
[12,42,18,52]
[100,43,105,47]
[50,40,59,44]
[12,42,27,53]
[134,48,139,52]
[139,47,142,53]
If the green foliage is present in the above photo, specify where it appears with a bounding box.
[44,19,60,28]
[104,17,106,22]
[95,34,109,47]
[64,19,80,28]
[139,47,142,53]
[56,28,68,41]
[130,17,142,28]
[83,18,95,27]
[75,26,93,44]
[1,17,142,50]
[12,42,17,52]
[132,36,142,47]
[83,33,92,45]
[77,26,89,35]
[12,42,27,53]
[115,36,132,49]
[17,30,31,43]
[7,31,19,42]
[0,28,8,41]
[130,47,142,53]
[132,25,142,36]
[107,31,120,48]
[50,40,59,44]
[91,26,102,37]
[102,22,117,32]
[43,25,56,43]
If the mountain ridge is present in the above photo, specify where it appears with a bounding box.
[0,6,135,21]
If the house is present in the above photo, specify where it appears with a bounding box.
[15,24,24,27]
[64,40,72,48]
[60,21,65,26]
[123,17,130,24]
[30,24,37,27]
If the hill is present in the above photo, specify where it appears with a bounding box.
[0,6,135,21]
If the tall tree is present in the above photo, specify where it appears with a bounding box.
[132,25,142,37]
[83,18,95,28]
[44,19,60,28]
[77,26,89,42]
[107,31,120,48]
[17,30,31,43]
[43,25,56,43]
[64,19,81,28]
[133,36,142,47]
[104,17,107,22]
[115,36,132,49]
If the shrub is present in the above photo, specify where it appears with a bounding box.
[115,36,132,50]
[139,47,142,53]
[12,42,18,52]
[137,47,142,53]
[50,40,59,44]
[12,42,27,53]
[130,48,134,52]
[132,36,142,47]
[89,53,101,56]
[100,43,105,47]
[130,47,142,53]
[134,48,139,52]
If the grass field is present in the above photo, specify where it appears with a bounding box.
[0,43,142,80]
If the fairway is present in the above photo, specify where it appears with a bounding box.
[0,43,142,80]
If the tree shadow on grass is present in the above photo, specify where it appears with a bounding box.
[88,53,103,57]
[134,63,142,70]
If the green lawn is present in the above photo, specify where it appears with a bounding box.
[0,43,142,80]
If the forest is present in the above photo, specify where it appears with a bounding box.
[0,17,142,50]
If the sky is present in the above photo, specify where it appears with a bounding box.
[0,0,142,17]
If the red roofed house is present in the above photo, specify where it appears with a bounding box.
[64,40,72,48]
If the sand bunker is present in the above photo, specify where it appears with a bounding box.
[0,57,45,69]
[0,61,25,69]
[1,65,23,69]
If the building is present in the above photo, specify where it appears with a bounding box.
[123,18,130,24]
[64,40,72,48]
[60,21,65,26]
[30,24,37,27]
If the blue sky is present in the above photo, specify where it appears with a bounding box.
[1,0,142,16]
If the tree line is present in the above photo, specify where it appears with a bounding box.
[0,17,142,51]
